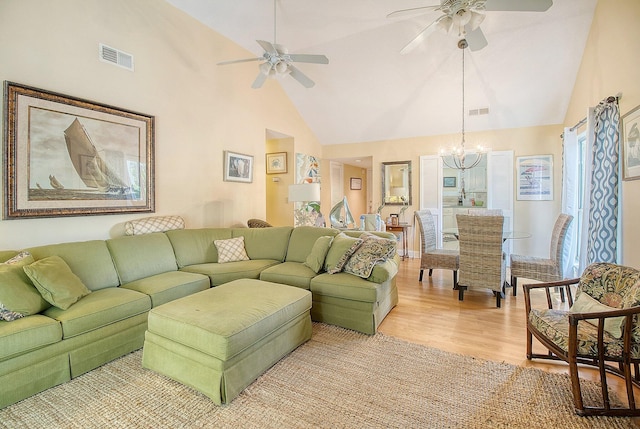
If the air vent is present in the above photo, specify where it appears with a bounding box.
[469,107,490,117]
[99,43,134,71]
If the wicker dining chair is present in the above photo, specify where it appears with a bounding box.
[456,214,506,307]
[510,213,573,296]
[414,210,459,285]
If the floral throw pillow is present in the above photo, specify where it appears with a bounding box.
[0,251,48,322]
[214,236,250,263]
[324,233,364,274]
[343,233,397,279]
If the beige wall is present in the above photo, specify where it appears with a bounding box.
[323,124,563,258]
[343,164,367,224]
[265,138,294,226]
[0,0,321,248]
[564,0,640,267]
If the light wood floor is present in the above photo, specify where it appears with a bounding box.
[378,257,640,424]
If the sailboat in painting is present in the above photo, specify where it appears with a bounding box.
[63,118,131,194]
[329,196,356,229]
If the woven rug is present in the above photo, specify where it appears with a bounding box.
[0,323,635,428]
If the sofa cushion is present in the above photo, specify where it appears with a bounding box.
[285,226,339,263]
[324,233,363,274]
[304,236,334,273]
[232,227,292,261]
[43,287,151,339]
[311,272,381,303]
[27,240,120,291]
[121,271,210,307]
[23,256,92,310]
[107,233,178,284]
[0,314,62,361]
[214,237,250,263]
[343,233,396,279]
[260,262,318,290]
[166,228,233,267]
[181,260,281,286]
[0,252,50,321]
[367,258,399,284]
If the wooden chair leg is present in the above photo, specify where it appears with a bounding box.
[428,268,433,277]
[453,271,458,289]
[511,276,517,296]
[419,269,424,282]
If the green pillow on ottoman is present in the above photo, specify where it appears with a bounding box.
[23,255,91,310]
[324,233,363,274]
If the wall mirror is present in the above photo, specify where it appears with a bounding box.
[382,161,412,205]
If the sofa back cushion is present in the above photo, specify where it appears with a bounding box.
[107,233,178,284]
[0,251,19,263]
[166,228,232,268]
[232,227,293,261]
[27,240,119,291]
[285,226,339,263]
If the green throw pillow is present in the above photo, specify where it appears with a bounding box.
[304,236,334,274]
[0,251,50,321]
[324,233,364,274]
[343,233,397,279]
[570,291,625,339]
[23,255,91,310]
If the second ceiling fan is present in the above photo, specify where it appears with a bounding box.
[217,0,329,89]
[388,0,553,54]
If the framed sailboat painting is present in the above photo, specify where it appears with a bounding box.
[3,81,155,218]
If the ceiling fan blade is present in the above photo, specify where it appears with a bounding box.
[288,65,315,88]
[287,54,329,64]
[252,72,268,89]
[465,25,488,51]
[400,19,438,55]
[256,40,278,55]
[217,57,262,66]
[386,5,440,19]
[484,0,552,12]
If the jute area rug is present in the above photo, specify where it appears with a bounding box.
[0,323,635,429]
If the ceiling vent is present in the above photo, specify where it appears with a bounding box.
[468,107,490,117]
[99,43,134,71]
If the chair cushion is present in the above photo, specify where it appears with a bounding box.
[529,308,638,359]
[570,292,625,338]
[23,256,92,310]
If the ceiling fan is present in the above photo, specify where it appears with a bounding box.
[388,0,553,54]
[217,0,329,89]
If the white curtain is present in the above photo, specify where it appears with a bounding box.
[578,108,596,273]
[561,127,578,278]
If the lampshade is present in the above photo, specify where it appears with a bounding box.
[288,183,321,202]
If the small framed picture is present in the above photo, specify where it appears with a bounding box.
[516,155,553,200]
[350,177,362,190]
[266,152,287,174]
[223,151,253,183]
[622,104,640,181]
[443,177,457,188]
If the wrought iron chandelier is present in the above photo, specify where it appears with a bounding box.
[440,39,486,197]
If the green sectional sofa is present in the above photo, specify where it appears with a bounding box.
[0,225,399,408]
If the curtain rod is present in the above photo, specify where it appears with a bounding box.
[560,92,623,139]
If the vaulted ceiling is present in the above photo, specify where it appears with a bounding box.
[166,0,597,145]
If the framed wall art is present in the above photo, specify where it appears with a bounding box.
[443,177,457,188]
[223,150,253,183]
[622,104,640,181]
[266,152,287,174]
[516,155,553,201]
[3,81,155,219]
[350,177,362,190]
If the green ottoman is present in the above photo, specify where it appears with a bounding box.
[142,279,312,404]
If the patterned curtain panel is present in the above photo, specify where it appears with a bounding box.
[586,99,620,264]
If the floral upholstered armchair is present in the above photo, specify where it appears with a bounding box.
[524,262,640,416]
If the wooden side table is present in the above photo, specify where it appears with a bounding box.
[385,223,410,261]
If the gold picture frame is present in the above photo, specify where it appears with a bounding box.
[3,81,155,219]
[266,152,287,174]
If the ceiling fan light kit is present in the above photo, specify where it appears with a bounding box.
[217,0,329,89]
